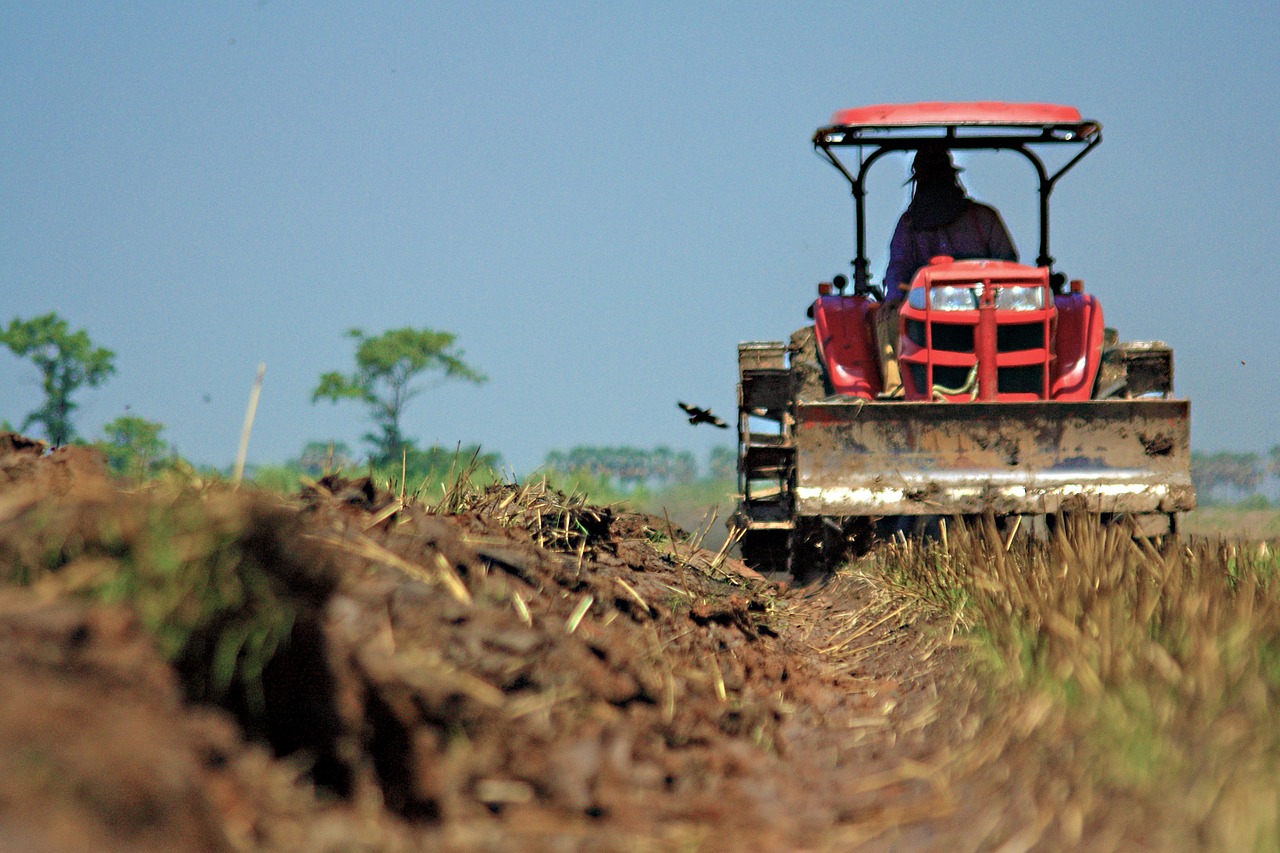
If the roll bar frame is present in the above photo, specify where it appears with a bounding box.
[813,119,1102,296]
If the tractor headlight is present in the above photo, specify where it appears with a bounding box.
[929,284,982,311]
[993,285,1045,311]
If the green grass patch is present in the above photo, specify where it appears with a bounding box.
[0,485,336,726]
[530,472,737,548]
[1184,505,1280,539]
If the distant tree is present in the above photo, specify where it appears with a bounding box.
[295,440,356,476]
[544,449,568,474]
[403,444,502,481]
[1191,451,1263,503]
[98,415,171,478]
[312,327,486,465]
[0,313,116,445]
[647,446,697,485]
[708,446,736,481]
[1269,445,1280,481]
[613,446,648,489]
[544,445,700,489]
[546,446,623,484]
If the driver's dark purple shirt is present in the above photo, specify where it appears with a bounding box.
[883,201,1018,300]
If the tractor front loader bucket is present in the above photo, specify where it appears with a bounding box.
[793,399,1195,518]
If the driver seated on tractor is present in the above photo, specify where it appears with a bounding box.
[876,146,1018,397]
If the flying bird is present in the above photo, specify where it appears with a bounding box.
[678,401,729,429]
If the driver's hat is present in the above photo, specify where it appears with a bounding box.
[909,147,962,182]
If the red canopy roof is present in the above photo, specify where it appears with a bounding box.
[829,102,1084,128]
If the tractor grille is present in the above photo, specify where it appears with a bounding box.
[910,364,973,395]
[998,365,1045,394]
[997,322,1044,352]
[899,272,1055,402]
[908,319,1045,355]
[907,319,974,353]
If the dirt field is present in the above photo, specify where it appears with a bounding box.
[0,434,1269,851]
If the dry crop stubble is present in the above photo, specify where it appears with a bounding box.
[850,515,1280,850]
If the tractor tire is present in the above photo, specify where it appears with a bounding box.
[738,529,791,579]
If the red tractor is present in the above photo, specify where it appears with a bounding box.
[734,102,1195,575]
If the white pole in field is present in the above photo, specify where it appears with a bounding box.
[233,363,266,486]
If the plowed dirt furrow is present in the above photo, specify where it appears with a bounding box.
[0,434,1129,851]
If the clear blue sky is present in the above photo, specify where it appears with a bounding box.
[3,2,1277,474]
